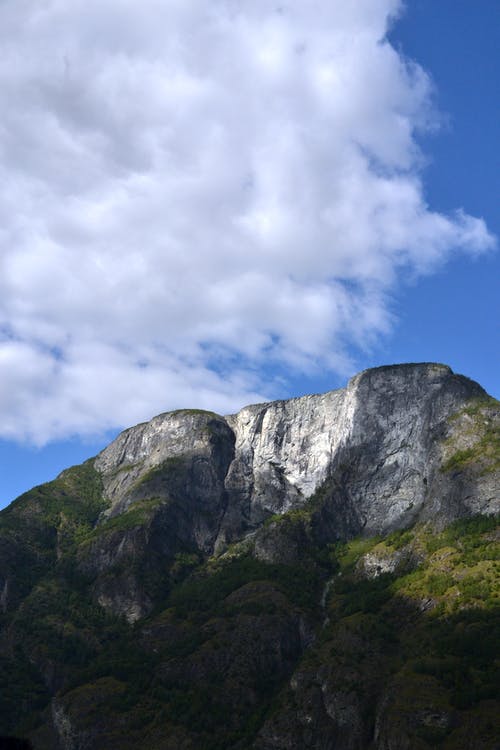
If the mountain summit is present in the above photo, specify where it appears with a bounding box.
[1,363,498,748]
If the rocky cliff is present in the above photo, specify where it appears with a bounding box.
[0,363,498,749]
[83,362,496,620]
[98,362,495,532]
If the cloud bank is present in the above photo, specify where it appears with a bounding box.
[0,0,495,443]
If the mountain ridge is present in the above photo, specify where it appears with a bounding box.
[0,362,498,749]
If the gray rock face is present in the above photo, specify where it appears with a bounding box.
[355,546,419,580]
[96,362,496,538]
[218,386,354,547]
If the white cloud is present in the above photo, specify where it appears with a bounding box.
[0,0,495,443]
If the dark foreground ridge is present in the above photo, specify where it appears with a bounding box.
[0,363,498,748]
[0,739,33,750]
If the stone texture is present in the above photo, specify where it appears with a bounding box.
[355,546,419,579]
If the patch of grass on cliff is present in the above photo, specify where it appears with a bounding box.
[385,528,415,550]
[169,408,221,417]
[424,514,498,553]
[264,506,312,528]
[448,396,499,421]
[391,516,499,612]
[106,461,141,479]
[3,459,106,528]
[442,428,500,474]
[443,397,500,475]
[329,516,499,632]
[95,497,166,535]
[169,554,322,619]
[333,572,396,616]
[332,536,382,573]
[135,456,187,487]
[0,460,108,561]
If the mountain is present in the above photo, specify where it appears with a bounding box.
[0,363,498,749]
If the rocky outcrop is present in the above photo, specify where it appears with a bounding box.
[95,409,235,533]
[355,545,420,579]
[77,411,236,619]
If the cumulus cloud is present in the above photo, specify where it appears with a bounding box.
[0,0,495,443]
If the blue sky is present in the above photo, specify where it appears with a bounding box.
[0,0,498,509]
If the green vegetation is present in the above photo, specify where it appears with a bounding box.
[106,462,140,479]
[385,527,415,549]
[0,460,109,606]
[443,397,500,474]
[1,459,107,548]
[0,445,498,750]
[169,409,221,419]
[448,396,499,421]
[333,535,382,572]
[253,514,499,750]
[94,496,165,535]
[264,505,312,528]
[0,650,49,735]
[170,551,202,583]
[442,431,500,473]
[169,553,324,618]
[134,456,186,487]
[315,515,500,730]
